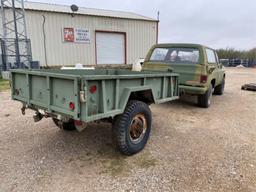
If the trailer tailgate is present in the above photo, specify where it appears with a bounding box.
[11,69,81,120]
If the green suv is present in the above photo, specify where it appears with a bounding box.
[143,43,225,108]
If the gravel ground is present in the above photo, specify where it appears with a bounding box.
[0,67,256,192]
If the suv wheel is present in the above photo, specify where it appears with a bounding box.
[198,84,213,108]
[214,78,225,95]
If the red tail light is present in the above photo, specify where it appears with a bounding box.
[200,75,208,83]
[89,85,97,93]
[69,102,75,110]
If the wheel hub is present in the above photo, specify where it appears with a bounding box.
[129,114,147,144]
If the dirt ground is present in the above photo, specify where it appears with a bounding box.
[0,67,256,192]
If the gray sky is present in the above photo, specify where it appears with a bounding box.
[31,0,255,50]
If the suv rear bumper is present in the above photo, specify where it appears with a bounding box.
[179,85,207,95]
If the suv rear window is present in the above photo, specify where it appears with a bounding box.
[150,47,200,64]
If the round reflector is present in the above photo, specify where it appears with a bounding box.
[69,102,75,110]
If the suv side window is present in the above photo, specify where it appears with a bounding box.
[206,48,217,64]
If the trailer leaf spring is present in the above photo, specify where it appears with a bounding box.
[21,106,26,115]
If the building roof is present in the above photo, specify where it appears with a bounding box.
[21,1,157,22]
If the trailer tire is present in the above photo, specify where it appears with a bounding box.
[112,100,152,155]
[52,118,76,131]
[197,84,213,108]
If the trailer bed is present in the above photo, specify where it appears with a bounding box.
[11,69,179,122]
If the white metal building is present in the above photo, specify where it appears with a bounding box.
[5,2,158,67]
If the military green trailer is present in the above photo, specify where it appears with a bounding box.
[11,69,179,155]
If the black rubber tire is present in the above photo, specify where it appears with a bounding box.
[214,78,225,95]
[198,84,213,108]
[112,100,152,156]
[52,118,76,131]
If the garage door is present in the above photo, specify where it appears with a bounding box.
[96,32,125,64]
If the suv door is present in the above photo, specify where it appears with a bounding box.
[215,52,225,85]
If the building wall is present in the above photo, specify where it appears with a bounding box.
[24,10,157,67]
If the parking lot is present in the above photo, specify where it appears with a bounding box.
[0,67,256,192]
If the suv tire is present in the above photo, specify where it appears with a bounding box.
[198,84,213,108]
[214,78,225,95]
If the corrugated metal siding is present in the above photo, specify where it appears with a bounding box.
[22,2,157,22]
[24,10,157,66]
[0,9,157,67]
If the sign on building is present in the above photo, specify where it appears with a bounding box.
[63,28,90,43]
[63,28,74,42]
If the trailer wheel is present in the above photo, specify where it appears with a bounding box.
[197,84,213,108]
[52,118,76,131]
[112,100,152,155]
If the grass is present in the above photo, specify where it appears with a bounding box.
[0,76,10,92]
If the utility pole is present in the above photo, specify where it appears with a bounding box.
[156,11,160,44]
[157,11,160,21]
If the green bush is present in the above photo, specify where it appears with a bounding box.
[216,48,256,60]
